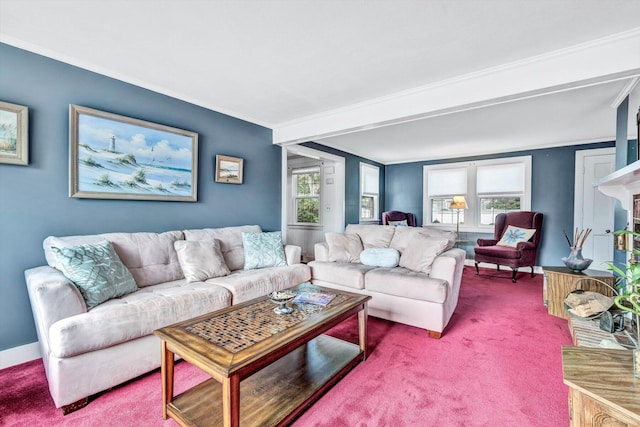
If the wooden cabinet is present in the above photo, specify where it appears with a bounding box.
[563,347,640,426]
[542,267,615,319]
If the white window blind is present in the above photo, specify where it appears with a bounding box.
[362,165,379,194]
[427,168,467,196]
[477,163,524,194]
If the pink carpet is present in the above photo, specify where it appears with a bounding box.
[0,267,572,426]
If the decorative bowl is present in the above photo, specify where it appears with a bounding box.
[269,290,297,314]
[561,256,593,272]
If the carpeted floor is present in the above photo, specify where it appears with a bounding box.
[0,266,572,426]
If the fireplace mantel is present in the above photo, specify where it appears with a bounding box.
[595,160,640,211]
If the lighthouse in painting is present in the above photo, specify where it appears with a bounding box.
[108,135,116,152]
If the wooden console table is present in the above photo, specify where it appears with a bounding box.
[562,346,640,426]
[542,266,615,319]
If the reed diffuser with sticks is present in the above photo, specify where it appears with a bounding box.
[561,227,593,271]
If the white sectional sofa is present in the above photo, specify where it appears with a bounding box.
[309,224,465,338]
[24,225,310,413]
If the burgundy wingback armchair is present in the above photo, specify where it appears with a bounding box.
[474,211,543,283]
[381,211,417,227]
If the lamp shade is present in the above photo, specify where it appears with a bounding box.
[450,196,468,210]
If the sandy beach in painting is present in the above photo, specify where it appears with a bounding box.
[78,144,192,196]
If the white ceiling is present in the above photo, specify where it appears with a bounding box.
[1,0,639,164]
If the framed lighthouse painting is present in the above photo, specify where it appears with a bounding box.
[69,105,198,202]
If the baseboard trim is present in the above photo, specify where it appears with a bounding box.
[0,342,41,369]
[464,259,543,275]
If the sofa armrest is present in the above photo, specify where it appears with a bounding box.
[25,266,87,356]
[314,242,330,262]
[430,248,466,286]
[284,244,302,265]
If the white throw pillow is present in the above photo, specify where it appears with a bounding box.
[388,219,408,227]
[174,239,230,282]
[399,235,450,274]
[496,225,536,248]
[326,232,364,263]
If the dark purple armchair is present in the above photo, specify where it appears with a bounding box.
[474,211,543,283]
[382,211,417,227]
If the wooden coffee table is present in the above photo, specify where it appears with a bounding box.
[154,283,371,427]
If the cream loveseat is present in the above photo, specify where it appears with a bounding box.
[24,225,310,413]
[309,224,465,338]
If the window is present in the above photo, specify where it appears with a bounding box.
[423,156,531,231]
[292,167,320,224]
[360,163,379,221]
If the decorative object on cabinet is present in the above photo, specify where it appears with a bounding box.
[69,105,198,202]
[215,154,243,184]
[561,228,593,271]
[0,100,28,166]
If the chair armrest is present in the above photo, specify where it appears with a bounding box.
[284,244,302,265]
[477,238,499,246]
[25,266,87,356]
[516,241,536,251]
[314,242,330,262]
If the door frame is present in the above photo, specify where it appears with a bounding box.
[281,145,345,241]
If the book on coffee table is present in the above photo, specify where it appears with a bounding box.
[293,291,336,306]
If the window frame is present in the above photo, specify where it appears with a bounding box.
[360,162,380,223]
[422,156,531,232]
[291,167,321,225]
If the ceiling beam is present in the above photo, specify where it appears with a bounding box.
[274,29,640,146]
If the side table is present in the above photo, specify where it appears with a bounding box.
[542,266,615,319]
[562,346,640,426]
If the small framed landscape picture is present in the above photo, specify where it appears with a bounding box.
[69,104,198,202]
[215,155,243,184]
[0,100,29,166]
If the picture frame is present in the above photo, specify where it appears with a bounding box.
[69,104,198,201]
[0,100,29,166]
[215,155,244,184]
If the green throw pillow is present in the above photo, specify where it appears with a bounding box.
[242,231,287,270]
[51,240,138,309]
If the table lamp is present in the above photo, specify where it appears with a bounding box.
[449,196,468,237]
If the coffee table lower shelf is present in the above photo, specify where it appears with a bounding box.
[167,334,362,427]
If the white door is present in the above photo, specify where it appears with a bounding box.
[575,148,615,270]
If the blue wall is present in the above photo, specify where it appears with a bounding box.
[0,43,281,351]
[384,143,616,266]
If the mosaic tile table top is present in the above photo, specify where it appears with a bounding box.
[185,289,352,353]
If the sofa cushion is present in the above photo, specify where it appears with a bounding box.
[365,267,448,304]
[497,225,536,247]
[47,279,232,358]
[208,263,311,304]
[51,240,138,309]
[389,227,423,254]
[360,247,400,268]
[242,231,287,270]
[326,232,363,263]
[345,224,395,248]
[44,231,185,288]
[419,227,457,250]
[183,225,262,271]
[174,239,230,282]
[399,235,450,274]
[308,261,375,290]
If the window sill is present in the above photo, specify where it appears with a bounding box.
[287,224,323,230]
